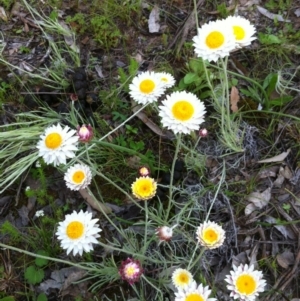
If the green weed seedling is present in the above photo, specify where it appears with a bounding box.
[24,250,49,285]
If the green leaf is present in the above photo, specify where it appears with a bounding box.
[35,250,49,267]
[37,293,48,301]
[0,297,15,301]
[183,73,199,85]
[24,265,44,284]
[258,33,281,45]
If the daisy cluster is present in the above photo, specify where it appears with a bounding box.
[193,15,256,62]
[168,221,266,301]
[36,124,100,256]
[172,268,216,301]
[36,123,94,191]
[129,70,206,135]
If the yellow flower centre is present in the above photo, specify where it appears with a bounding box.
[172,100,194,121]
[124,265,136,277]
[177,272,190,284]
[185,293,204,301]
[72,170,85,184]
[45,132,62,149]
[236,274,257,295]
[203,228,219,244]
[66,221,84,239]
[139,79,155,94]
[233,25,245,40]
[205,31,225,49]
[135,179,153,196]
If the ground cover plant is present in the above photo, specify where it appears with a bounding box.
[0,0,300,300]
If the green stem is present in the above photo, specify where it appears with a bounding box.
[188,246,205,270]
[164,133,182,222]
[193,0,199,30]
[205,160,226,221]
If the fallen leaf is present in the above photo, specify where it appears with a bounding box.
[257,149,290,163]
[257,6,291,22]
[273,166,285,187]
[0,6,8,22]
[264,215,296,239]
[230,86,240,112]
[294,8,300,17]
[276,250,294,269]
[245,187,271,215]
[148,5,160,33]
[79,188,112,214]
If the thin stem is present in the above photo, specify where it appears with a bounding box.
[188,246,205,270]
[164,133,182,222]
[193,0,199,30]
[205,160,226,221]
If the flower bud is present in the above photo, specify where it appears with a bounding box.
[199,128,208,137]
[77,124,93,143]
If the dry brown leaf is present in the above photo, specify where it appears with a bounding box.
[276,250,294,269]
[245,187,271,215]
[257,5,291,22]
[264,215,296,239]
[79,188,112,214]
[257,149,290,163]
[0,6,8,22]
[148,5,160,33]
[230,86,240,112]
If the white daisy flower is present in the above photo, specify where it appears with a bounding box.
[158,91,206,134]
[56,210,102,256]
[225,264,266,301]
[64,163,92,191]
[175,281,217,301]
[36,124,78,167]
[172,268,194,289]
[225,15,256,48]
[129,71,165,104]
[156,72,176,88]
[196,221,225,249]
[192,19,236,62]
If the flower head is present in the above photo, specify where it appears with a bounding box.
[156,72,176,88]
[56,210,101,256]
[156,225,177,243]
[64,163,92,191]
[225,264,266,301]
[192,19,236,62]
[175,281,217,301]
[158,91,206,134]
[138,166,151,177]
[119,258,143,285]
[36,124,78,166]
[129,71,165,104]
[196,221,225,249]
[225,15,256,48]
[131,176,157,200]
[77,124,93,143]
[172,268,194,289]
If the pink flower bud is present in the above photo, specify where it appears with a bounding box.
[77,124,93,143]
[199,128,208,137]
[138,166,151,177]
[119,258,143,285]
[70,93,78,101]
